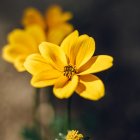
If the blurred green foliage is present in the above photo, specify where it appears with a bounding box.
[21,125,41,140]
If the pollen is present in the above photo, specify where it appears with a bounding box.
[64,65,77,79]
[66,130,84,140]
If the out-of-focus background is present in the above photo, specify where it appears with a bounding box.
[0,0,140,140]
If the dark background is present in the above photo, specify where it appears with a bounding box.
[0,0,140,140]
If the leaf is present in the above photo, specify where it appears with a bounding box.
[21,125,41,140]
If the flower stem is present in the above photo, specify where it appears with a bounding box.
[34,88,40,111]
[47,88,56,119]
[67,97,72,130]
[34,88,41,138]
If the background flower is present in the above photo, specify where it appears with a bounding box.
[22,5,73,45]
[2,26,45,71]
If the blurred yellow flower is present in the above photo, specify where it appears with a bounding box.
[2,26,45,71]
[24,30,113,101]
[2,5,73,72]
[22,5,72,29]
[66,130,83,140]
[22,5,73,45]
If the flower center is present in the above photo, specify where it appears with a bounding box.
[64,65,77,79]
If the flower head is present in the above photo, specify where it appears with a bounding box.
[21,5,73,45]
[2,5,73,72]
[66,130,83,140]
[2,26,44,71]
[24,30,113,100]
[22,5,72,28]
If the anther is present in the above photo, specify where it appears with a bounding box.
[64,65,77,79]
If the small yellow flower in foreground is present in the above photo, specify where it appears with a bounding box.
[2,5,73,72]
[24,30,113,101]
[66,130,83,140]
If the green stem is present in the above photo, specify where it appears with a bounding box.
[46,87,56,119]
[34,88,41,138]
[67,97,72,130]
[34,88,40,111]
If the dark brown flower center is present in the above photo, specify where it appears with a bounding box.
[64,65,77,79]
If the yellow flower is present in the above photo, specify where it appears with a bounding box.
[66,130,83,140]
[2,25,45,71]
[24,30,113,101]
[2,5,73,72]
[22,5,73,28]
[22,5,73,45]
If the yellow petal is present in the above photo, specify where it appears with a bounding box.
[61,32,95,67]
[47,23,73,45]
[75,36,95,68]
[78,55,113,75]
[61,30,79,64]
[14,55,27,72]
[39,42,67,71]
[46,5,73,27]
[31,69,62,88]
[8,29,37,52]
[76,74,105,101]
[2,44,29,63]
[70,34,90,66]
[53,75,78,99]
[61,12,73,22]
[26,25,46,45]
[24,53,54,75]
[22,7,45,28]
